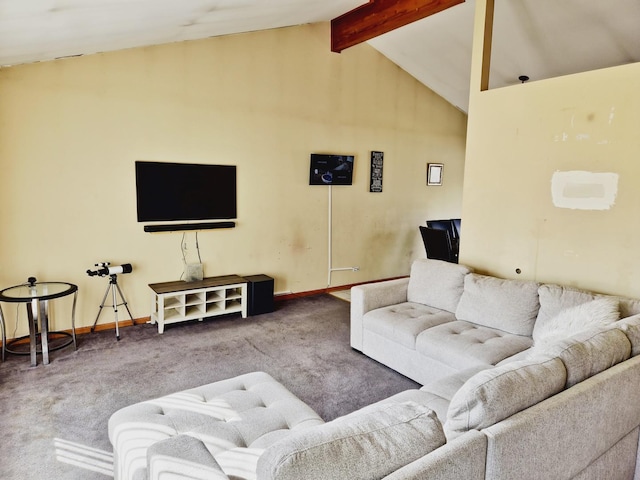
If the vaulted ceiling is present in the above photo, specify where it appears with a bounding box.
[1,0,639,113]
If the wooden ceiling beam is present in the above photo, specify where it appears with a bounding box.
[331,0,464,53]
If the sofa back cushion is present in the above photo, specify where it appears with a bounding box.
[445,356,566,439]
[533,327,631,388]
[613,314,640,356]
[407,259,473,313]
[257,401,446,480]
[534,285,598,339]
[455,274,540,336]
[535,284,640,336]
[617,297,640,318]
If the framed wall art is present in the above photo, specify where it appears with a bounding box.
[369,151,384,192]
[427,163,443,186]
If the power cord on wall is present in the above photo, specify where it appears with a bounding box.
[179,232,203,280]
[195,231,202,264]
[180,232,187,279]
[180,232,187,280]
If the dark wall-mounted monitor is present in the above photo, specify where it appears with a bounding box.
[309,154,354,185]
[135,161,237,222]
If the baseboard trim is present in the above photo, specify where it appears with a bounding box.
[74,318,149,336]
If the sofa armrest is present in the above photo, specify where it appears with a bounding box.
[147,435,230,480]
[350,278,410,351]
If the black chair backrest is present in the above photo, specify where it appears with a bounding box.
[419,226,456,263]
[427,219,457,240]
[451,218,461,238]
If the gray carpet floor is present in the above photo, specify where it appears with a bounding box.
[0,294,419,479]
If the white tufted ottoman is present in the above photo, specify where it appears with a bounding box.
[108,371,324,480]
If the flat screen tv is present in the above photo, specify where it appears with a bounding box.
[309,154,354,185]
[135,161,237,222]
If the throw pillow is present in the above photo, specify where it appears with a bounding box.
[257,401,446,480]
[532,297,620,347]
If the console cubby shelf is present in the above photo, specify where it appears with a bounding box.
[148,275,248,334]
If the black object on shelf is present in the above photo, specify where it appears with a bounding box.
[144,222,235,232]
[244,274,274,316]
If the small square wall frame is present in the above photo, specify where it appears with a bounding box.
[427,163,443,186]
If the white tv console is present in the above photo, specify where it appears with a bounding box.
[148,275,247,334]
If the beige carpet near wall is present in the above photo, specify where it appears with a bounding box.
[0,294,418,480]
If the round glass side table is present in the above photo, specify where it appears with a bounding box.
[0,281,78,366]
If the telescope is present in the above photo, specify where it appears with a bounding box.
[87,262,133,277]
[87,262,134,341]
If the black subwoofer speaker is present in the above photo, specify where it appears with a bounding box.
[245,274,274,316]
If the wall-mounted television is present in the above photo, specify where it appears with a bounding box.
[135,161,237,222]
[309,154,354,185]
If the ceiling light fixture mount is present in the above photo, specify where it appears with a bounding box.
[518,75,530,83]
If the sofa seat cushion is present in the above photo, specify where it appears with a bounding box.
[416,320,533,370]
[495,348,533,366]
[421,366,490,401]
[147,435,231,480]
[532,327,631,388]
[455,274,540,337]
[369,388,452,422]
[444,356,567,439]
[407,259,473,313]
[109,372,323,480]
[257,401,446,480]
[363,302,456,349]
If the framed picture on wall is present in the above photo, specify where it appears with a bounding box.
[369,151,384,192]
[427,163,443,186]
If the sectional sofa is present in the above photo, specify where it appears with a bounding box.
[109,258,640,479]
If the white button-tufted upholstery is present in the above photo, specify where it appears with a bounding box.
[109,371,324,480]
[363,302,455,349]
[416,320,533,370]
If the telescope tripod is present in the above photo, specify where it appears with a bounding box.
[91,274,134,340]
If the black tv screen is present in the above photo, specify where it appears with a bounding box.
[135,161,237,222]
[309,154,354,185]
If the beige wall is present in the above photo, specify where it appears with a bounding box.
[0,23,467,335]
[461,1,640,297]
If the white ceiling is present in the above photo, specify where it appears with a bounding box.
[1,0,639,113]
[371,0,640,111]
[0,0,363,65]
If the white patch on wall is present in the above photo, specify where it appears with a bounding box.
[551,171,619,210]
